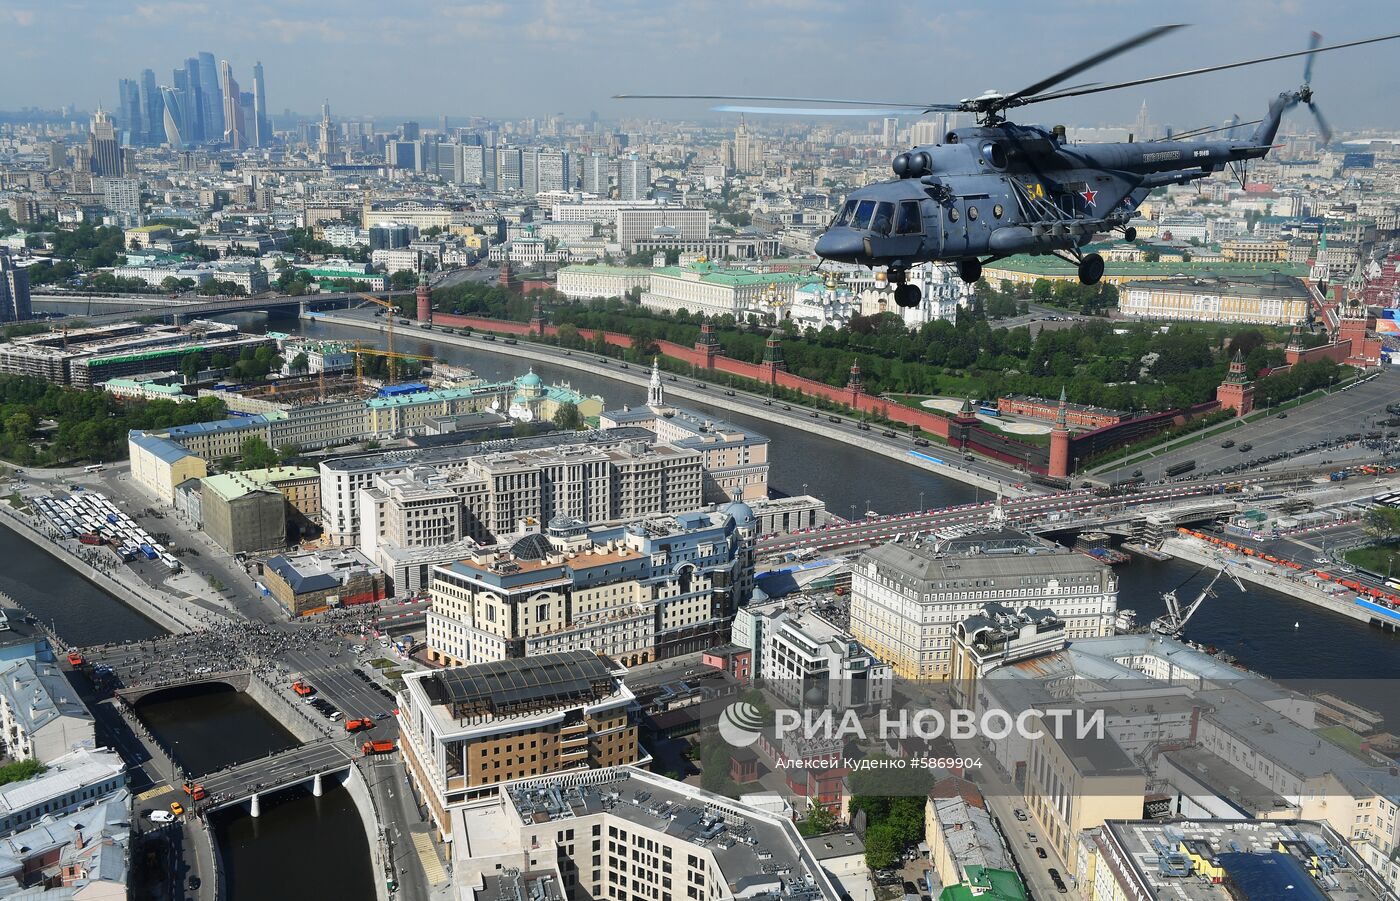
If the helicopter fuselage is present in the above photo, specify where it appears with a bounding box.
[815,90,1294,280]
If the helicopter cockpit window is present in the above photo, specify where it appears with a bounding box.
[833,200,858,227]
[895,201,923,234]
[871,203,895,235]
[849,199,877,230]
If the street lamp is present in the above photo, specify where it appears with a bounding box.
[919,491,925,512]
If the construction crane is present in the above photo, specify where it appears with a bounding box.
[352,341,433,390]
[1151,563,1247,636]
[355,292,400,381]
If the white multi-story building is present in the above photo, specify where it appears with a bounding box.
[556,265,652,301]
[851,529,1118,680]
[1118,273,1310,326]
[324,426,704,549]
[0,659,95,764]
[321,224,364,247]
[551,198,662,225]
[639,262,808,319]
[0,748,125,837]
[617,157,650,201]
[758,606,891,711]
[615,208,710,250]
[448,766,842,901]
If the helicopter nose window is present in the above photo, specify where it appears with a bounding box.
[833,200,858,227]
[849,199,877,230]
[871,203,895,236]
[895,200,923,234]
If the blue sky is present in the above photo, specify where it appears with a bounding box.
[2,0,1398,130]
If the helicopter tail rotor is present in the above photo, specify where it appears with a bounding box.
[1300,32,1334,143]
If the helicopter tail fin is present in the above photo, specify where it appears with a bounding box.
[1249,91,1294,146]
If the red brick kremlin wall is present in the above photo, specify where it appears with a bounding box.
[427,313,1201,471]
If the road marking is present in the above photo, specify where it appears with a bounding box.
[136,785,171,802]
[411,830,447,884]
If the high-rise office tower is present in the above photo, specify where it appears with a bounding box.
[138,68,162,145]
[182,58,205,141]
[87,108,123,177]
[159,87,186,148]
[617,156,649,201]
[219,60,245,150]
[882,117,899,148]
[117,78,141,143]
[251,61,270,147]
[46,142,66,170]
[197,52,224,142]
[494,147,522,191]
[581,154,609,196]
[400,121,420,141]
[0,250,32,324]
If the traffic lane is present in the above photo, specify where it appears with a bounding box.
[197,744,351,795]
[283,647,400,727]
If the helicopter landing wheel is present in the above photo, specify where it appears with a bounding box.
[957,259,982,284]
[1077,252,1105,286]
[894,284,923,308]
[1123,226,1137,242]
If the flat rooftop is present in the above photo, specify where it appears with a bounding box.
[492,767,838,901]
[322,427,655,473]
[1102,818,1388,901]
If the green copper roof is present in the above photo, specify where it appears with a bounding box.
[653,262,813,287]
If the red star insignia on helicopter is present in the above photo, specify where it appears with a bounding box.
[1080,187,1098,207]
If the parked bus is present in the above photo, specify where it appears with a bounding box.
[83,464,104,473]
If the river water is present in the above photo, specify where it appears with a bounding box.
[133,682,376,901]
[0,523,163,644]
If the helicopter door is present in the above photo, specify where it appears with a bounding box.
[880,199,925,259]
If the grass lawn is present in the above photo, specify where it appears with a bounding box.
[1343,542,1400,577]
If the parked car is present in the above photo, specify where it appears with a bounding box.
[1036,847,1048,859]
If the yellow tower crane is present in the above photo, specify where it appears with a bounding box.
[355,292,400,381]
[352,342,434,391]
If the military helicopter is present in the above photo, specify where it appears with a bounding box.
[618,27,1399,307]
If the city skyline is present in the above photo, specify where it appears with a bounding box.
[2,1,1400,130]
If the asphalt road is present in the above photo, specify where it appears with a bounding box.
[281,640,403,728]
[1101,370,1400,483]
[198,739,353,802]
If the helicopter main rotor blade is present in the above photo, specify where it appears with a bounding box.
[1309,102,1333,143]
[1007,24,1186,103]
[1172,118,1262,140]
[1303,31,1322,83]
[1018,31,1400,107]
[712,106,924,116]
[613,93,930,108]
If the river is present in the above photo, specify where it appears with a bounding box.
[0,522,163,644]
[134,682,376,901]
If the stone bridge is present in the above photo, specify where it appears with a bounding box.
[113,670,252,704]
